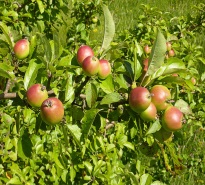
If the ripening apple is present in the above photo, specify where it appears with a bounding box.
[168,49,175,57]
[143,58,149,72]
[98,59,111,79]
[82,56,99,76]
[166,42,172,51]
[77,45,94,66]
[144,45,151,54]
[129,87,151,113]
[40,97,64,125]
[13,39,30,59]
[140,102,157,122]
[26,84,48,107]
[151,85,171,111]
[162,106,183,132]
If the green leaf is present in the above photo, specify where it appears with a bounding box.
[6,177,22,185]
[175,99,192,115]
[53,30,61,60]
[24,59,42,90]
[37,0,45,14]
[140,174,152,185]
[123,142,135,151]
[17,130,33,159]
[0,63,15,79]
[100,75,115,93]
[65,72,75,103]
[70,165,76,182]
[85,82,98,108]
[41,35,52,65]
[81,109,99,139]
[146,119,161,135]
[28,35,37,59]
[100,92,122,105]
[146,30,167,77]
[84,161,93,174]
[0,22,13,47]
[101,4,115,51]
[66,124,82,147]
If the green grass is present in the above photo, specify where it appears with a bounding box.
[108,0,203,32]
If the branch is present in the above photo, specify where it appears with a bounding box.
[0,90,55,100]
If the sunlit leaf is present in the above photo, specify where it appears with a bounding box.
[100,92,122,105]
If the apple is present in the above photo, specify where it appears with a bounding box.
[191,77,196,85]
[140,102,157,122]
[40,97,64,125]
[162,106,183,132]
[151,85,171,111]
[26,84,48,107]
[129,87,151,113]
[92,17,98,23]
[82,56,99,76]
[153,127,173,142]
[98,59,111,79]
[143,58,149,72]
[77,45,94,66]
[168,49,175,57]
[166,42,172,51]
[144,45,151,54]
[13,39,30,59]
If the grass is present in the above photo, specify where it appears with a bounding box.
[108,0,204,32]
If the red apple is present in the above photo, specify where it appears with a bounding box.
[140,102,157,122]
[191,77,196,85]
[98,59,111,79]
[77,45,94,66]
[151,85,171,111]
[82,56,99,76]
[143,58,149,72]
[14,39,30,59]
[129,87,151,113]
[26,84,48,107]
[40,97,64,125]
[162,106,183,132]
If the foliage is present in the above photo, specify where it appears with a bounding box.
[0,0,205,185]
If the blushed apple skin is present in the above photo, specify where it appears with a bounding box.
[14,39,30,59]
[40,97,64,125]
[162,106,183,132]
[82,56,99,76]
[140,102,157,122]
[98,59,111,79]
[26,84,48,107]
[129,87,151,113]
[151,85,171,111]
[77,45,94,66]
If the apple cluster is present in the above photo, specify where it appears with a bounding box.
[26,84,64,125]
[166,42,175,58]
[77,45,111,79]
[129,85,184,133]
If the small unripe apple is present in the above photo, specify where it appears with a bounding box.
[26,84,48,107]
[168,49,175,57]
[82,56,99,76]
[40,97,64,125]
[143,58,149,72]
[13,39,30,59]
[151,85,171,111]
[98,59,111,79]
[162,106,183,132]
[166,42,172,51]
[140,102,157,122]
[191,77,196,85]
[92,17,98,23]
[77,45,94,66]
[129,87,151,113]
[144,45,151,54]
